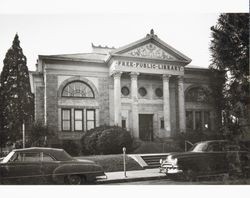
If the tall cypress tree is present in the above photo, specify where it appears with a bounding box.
[0,34,34,143]
[209,13,249,138]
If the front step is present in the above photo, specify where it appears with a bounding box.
[129,153,169,169]
[141,154,169,168]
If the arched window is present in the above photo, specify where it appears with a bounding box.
[185,87,210,103]
[62,81,95,98]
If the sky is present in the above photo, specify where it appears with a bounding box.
[0,0,248,72]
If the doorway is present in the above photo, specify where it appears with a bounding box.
[139,114,154,141]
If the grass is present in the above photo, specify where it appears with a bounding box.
[76,154,144,172]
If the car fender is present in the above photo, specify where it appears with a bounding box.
[52,163,102,184]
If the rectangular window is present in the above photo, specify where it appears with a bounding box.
[62,109,71,131]
[204,111,211,130]
[74,109,83,131]
[86,109,95,131]
[160,119,164,129]
[195,111,202,130]
[186,111,193,130]
[122,119,126,129]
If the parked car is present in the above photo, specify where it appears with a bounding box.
[0,147,105,184]
[160,140,250,181]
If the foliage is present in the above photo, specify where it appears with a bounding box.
[81,125,111,155]
[132,140,183,154]
[81,125,133,155]
[0,34,34,144]
[62,140,80,156]
[209,13,249,138]
[29,122,55,147]
[77,154,143,172]
[97,126,133,154]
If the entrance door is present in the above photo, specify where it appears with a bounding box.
[139,114,153,141]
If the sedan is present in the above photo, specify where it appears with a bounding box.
[160,140,250,181]
[0,147,105,184]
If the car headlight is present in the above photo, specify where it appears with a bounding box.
[167,156,178,165]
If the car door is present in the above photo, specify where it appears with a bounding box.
[2,151,43,184]
[40,152,60,183]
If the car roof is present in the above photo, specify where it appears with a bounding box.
[12,147,73,161]
[195,140,230,144]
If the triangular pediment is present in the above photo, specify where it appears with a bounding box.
[123,42,177,61]
[110,30,192,64]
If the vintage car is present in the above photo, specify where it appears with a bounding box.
[160,140,250,181]
[0,147,105,184]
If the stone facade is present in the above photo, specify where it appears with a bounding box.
[31,30,219,142]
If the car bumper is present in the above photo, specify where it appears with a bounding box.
[160,164,183,174]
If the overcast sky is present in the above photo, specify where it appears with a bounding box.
[0,0,248,72]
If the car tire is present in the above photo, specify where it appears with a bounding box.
[65,175,83,185]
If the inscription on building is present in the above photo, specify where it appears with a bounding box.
[117,60,183,71]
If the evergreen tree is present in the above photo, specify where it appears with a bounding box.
[0,34,34,144]
[209,13,249,138]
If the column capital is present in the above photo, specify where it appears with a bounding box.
[130,72,140,80]
[162,74,171,81]
[112,71,123,79]
[177,75,184,83]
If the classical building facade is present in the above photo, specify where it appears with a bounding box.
[31,30,219,142]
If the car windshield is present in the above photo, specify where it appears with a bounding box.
[189,142,208,152]
[1,151,15,163]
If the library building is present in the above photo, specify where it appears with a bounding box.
[31,30,219,142]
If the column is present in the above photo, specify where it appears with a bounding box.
[178,76,186,133]
[113,71,122,126]
[130,72,140,138]
[163,74,171,137]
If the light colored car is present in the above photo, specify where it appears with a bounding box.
[0,147,105,184]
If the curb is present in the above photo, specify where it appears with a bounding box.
[96,175,168,184]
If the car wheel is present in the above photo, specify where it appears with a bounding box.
[65,175,82,185]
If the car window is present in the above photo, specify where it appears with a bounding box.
[11,152,41,162]
[41,153,55,162]
[207,142,223,152]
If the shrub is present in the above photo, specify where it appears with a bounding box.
[62,140,80,156]
[81,125,133,155]
[81,125,111,155]
[97,126,132,154]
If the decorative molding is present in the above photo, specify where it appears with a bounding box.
[112,71,123,79]
[162,74,171,81]
[130,72,140,80]
[124,43,176,60]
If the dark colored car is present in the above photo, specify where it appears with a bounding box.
[0,147,105,184]
[160,140,250,181]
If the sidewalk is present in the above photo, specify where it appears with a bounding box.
[96,168,167,184]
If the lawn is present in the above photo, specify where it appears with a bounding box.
[76,154,143,172]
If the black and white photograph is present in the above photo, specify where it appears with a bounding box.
[0,0,249,197]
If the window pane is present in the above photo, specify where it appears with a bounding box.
[62,81,94,98]
[87,121,94,130]
[42,154,54,162]
[22,153,40,162]
[75,110,82,120]
[63,121,70,131]
[75,121,83,131]
[62,110,70,120]
[87,110,94,120]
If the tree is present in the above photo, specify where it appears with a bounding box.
[0,34,34,144]
[209,13,249,139]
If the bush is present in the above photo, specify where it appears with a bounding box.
[132,140,182,154]
[81,125,111,155]
[81,125,133,155]
[97,126,132,154]
[62,140,80,156]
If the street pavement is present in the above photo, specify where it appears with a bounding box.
[97,168,250,185]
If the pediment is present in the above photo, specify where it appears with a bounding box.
[110,31,192,64]
[123,42,177,61]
